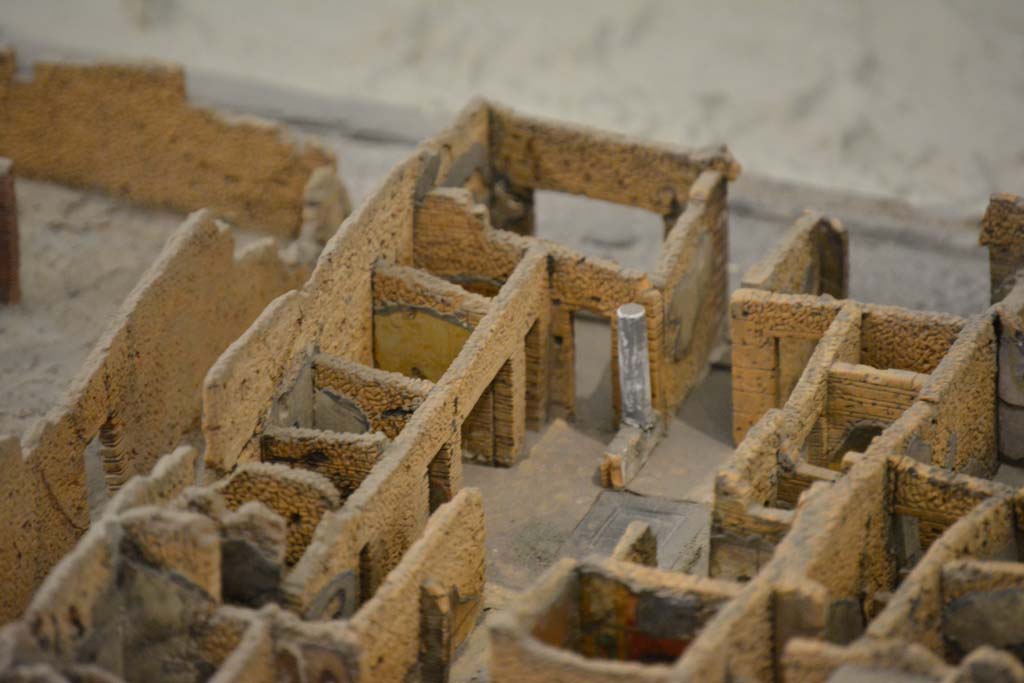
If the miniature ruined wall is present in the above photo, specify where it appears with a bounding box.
[81,212,300,484]
[980,192,1024,302]
[827,313,999,477]
[262,353,381,434]
[415,183,659,417]
[213,463,340,565]
[412,180,670,432]
[372,262,491,381]
[10,83,1022,682]
[411,188,550,436]
[412,187,526,294]
[0,453,371,683]
[770,454,893,614]
[699,444,1017,683]
[913,316,997,476]
[0,48,337,238]
[255,251,538,628]
[741,211,848,298]
[426,170,731,423]
[780,491,1024,682]
[866,494,1017,652]
[730,290,965,445]
[344,489,485,681]
[730,211,850,445]
[370,261,526,463]
[0,436,52,625]
[487,102,739,218]
[102,445,200,518]
[610,521,659,567]
[720,362,999,598]
[993,276,1024,463]
[711,410,795,580]
[939,560,1024,663]
[575,561,738,663]
[3,97,744,677]
[489,557,740,683]
[491,560,652,683]
[284,248,548,618]
[311,354,431,437]
[818,362,925,463]
[202,154,423,472]
[3,490,230,683]
[0,211,299,621]
[881,450,1008,556]
[546,245,657,416]
[713,305,872,580]
[669,571,778,683]
[701,447,1006,682]
[687,457,891,683]
[201,104,545,636]
[730,289,844,443]
[223,118,532,626]
[406,101,741,427]
[487,103,739,416]
[204,610,361,683]
[1,443,486,683]
[481,184,1013,680]
[788,639,1024,683]
[203,100,495,471]
[858,305,964,374]
[779,304,863,467]
[0,158,17,305]
[712,296,974,585]
[782,638,956,683]
[650,171,730,409]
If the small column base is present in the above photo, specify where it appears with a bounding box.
[599,414,664,490]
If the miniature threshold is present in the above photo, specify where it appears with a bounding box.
[2,49,1024,683]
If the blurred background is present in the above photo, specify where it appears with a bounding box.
[3,0,1023,212]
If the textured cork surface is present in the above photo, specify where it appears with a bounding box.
[0,210,302,620]
[5,75,1024,683]
[0,48,337,238]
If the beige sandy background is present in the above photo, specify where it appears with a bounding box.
[2,0,1023,210]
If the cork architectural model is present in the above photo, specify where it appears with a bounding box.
[2,50,1024,683]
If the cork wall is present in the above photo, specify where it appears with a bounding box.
[0,212,304,622]
[687,447,1015,683]
[740,211,848,299]
[10,64,1024,682]
[59,98,733,682]
[0,66,746,680]
[195,100,741,660]
[489,555,741,683]
[680,191,1022,682]
[0,49,341,238]
[0,51,355,622]
[0,439,483,682]
[980,192,1024,302]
